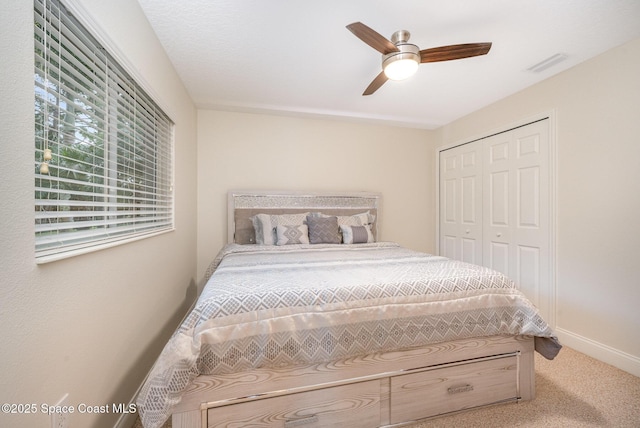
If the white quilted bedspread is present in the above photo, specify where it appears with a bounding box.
[137,242,560,428]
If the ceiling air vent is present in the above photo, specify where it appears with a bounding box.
[527,53,568,73]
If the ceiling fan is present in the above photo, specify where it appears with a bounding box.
[346,22,492,96]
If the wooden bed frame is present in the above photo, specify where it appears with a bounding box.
[170,191,536,428]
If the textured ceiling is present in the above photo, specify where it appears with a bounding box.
[136,0,640,129]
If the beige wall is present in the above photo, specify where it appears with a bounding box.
[0,1,198,427]
[436,38,640,374]
[196,111,436,282]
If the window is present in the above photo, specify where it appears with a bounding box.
[34,0,174,262]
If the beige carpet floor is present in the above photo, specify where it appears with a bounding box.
[133,346,640,427]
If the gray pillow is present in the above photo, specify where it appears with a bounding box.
[307,215,341,244]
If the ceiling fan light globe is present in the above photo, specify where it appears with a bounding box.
[384,58,419,80]
[382,43,420,81]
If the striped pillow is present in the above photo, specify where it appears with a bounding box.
[340,224,374,244]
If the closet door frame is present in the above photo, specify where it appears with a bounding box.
[435,110,557,328]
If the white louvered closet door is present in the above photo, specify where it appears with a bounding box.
[439,140,483,265]
[439,119,551,321]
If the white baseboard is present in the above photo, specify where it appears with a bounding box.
[555,327,640,377]
[113,381,144,428]
[114,411,138,428]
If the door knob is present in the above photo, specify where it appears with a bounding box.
[496,232,502,237]
[465,229,470,234]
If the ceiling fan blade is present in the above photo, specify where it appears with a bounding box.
[347,22,399,55]
[363,71,388,96]
[420,42,492,63]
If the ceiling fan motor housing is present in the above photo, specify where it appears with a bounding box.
[391,29,411,44]
[382,43,420,65]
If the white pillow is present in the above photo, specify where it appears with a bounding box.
[338,211,375,227]
[251,212,309,245]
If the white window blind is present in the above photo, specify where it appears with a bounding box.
[34,0,174,262]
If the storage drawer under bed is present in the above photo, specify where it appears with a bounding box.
[206,380,380,427]
[390,354,519,423]
[199,350,526,427]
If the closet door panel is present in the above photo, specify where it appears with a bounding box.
[511,122,550,317]
[439,141,482,264]
[489,241,510,275]
[517,166,540,228]
[461,171,481,264]
[489,140,509,163]
[517,245,541,304]
[489,170,510,227]
[442,235,457,259]
[484,133,513,276]
[486,169,510,275]
[482,121,549,313]
[440,151,460,260]
[462,238,479,265]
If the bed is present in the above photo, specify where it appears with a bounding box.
[137,190,561,428]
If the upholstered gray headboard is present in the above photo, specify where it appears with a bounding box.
[228,191,381,244]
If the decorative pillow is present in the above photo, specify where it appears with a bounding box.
[251,212,309,245]
[338,211,375,227]
[310,211,375,242]
[276,224,310,245]
[306,215,341,244]
[340,224,375,244]
[311,211,375,227]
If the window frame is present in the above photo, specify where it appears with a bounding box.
[34,0,175,263]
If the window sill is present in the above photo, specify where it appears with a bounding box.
[35,227,175,264]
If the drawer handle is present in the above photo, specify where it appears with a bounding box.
[448,384,474,394]
[284,415,319,427]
